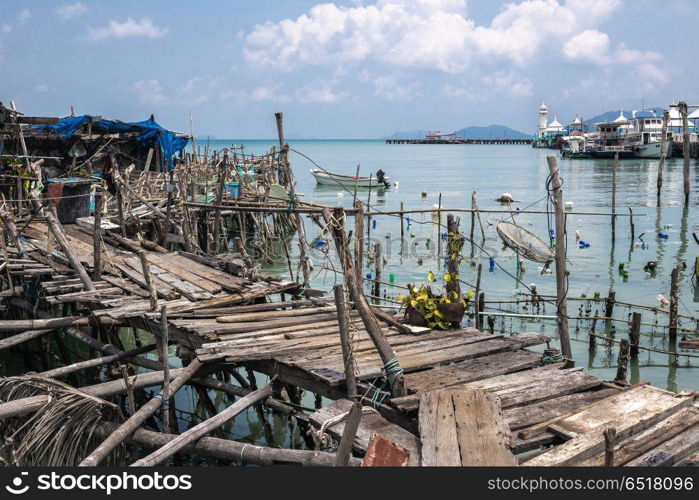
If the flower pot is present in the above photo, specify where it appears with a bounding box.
[437,302,465,323]
[405,307,429,327]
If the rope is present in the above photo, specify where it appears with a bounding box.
[541,352,566,365]
[308,406,379,450]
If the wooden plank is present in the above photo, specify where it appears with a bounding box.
[548,385,689,439]
[505,388,621,431]
[418,389,461,466]
[392,363,567,412]
[215,305,336,323]
[308,399,420,465]
[403,350,543,394]
[582,405,699,466]
[453,389,518,465]
[525,391,695,466]
[497,371,601,409]
[626,422,699,467]
[419,387,517,466]
[146,253,222,294]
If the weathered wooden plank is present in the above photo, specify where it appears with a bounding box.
[418,389,461,466]
[505,388,621,431]
[582,406,699,466]
[625,422,699,467]
[525,391,695,466]
[453,389,518,465]
[146,253,222,294]
[403,350,543,394]
[215,305,336,323]
[548,385,689,439]
[308,399,420,465]
[497,371,602,409]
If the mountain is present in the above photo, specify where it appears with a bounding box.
[585,107,664,124]
[380,124,528,140]
[452,124,529,139]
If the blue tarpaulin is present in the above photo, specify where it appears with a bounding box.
[31,115,189,169]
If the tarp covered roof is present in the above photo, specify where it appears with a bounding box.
[30,115,189,169]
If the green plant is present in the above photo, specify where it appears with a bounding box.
[396,272,474,330]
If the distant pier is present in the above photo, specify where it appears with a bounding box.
[385,138,532,145]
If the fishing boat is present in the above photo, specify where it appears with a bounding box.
[585,111,673,159]
[310,168,390,188]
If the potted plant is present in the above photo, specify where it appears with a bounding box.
[396,273,473,330]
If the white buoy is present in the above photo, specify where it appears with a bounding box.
[337,192,344,197]
[565,201,574,210]
[496,192,514,202]
[394,182,400,188]
[575,230,581,241]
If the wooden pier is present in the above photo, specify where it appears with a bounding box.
[385,138,532,145]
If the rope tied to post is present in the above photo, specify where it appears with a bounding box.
[308,406,379,450]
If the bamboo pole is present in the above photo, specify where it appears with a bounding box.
[657,109,669,203]
[612,152,618,241]
[669,266,680,339]
[680,101,690,206]
[335,402,362,466]
[79,358,203,466]
[546,156,573,365]
[334,284,357,401]
[131,385,272,467]
[138,251,158,311]
[160,304,171,432]
[322,207,407,397]
[354,200,364,286]
[92,189,103,280]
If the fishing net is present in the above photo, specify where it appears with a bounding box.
[0,376,125,466]
[496,221,554,264]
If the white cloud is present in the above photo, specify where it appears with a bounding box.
[482,70,533,97]
[17,9,31,25]
[87,18,168,41]
[56,2,88,20]
[243,0,626,72]
[176,75,224,105]
[563,29,665,88]
[0,24,11,34]
[370,74,420,101]
[34,85,50,93]
[298,80,347,103]
[131,79,168,105]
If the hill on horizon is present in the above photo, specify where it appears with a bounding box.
[380,124,529,140]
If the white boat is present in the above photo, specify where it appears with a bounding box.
[310,169,389,188]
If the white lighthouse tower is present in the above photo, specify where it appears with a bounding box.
[538,103,548,137]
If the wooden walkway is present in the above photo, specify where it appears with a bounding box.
[2,222,698,467]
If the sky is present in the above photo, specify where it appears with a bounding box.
[1,0,697,138]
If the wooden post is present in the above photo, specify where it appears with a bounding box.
[546,156,573,365]
[615,338,629,384]
[130,385,272,467]
[474,263,482,330]
[629,312,641,358]
[399,201,404,250]
[446,214,462,302]
[79,358,203,466]
[334,284,357,401]
[160,305,171,433]
[669,266,680,339]
[437,192,442,257]
[92,189,103,281]
[373,241,382,298]
[478,291,485,330]
[679,102,690,206]
[119,365,136,415]
[335,402,362,466]
[604,289,616,330]
[322,207,407,397]
[603,427,617,466]
[354,200,364,286]
[657,109,669,204]
[628,207,635,242]
[611,152,618,241]
[213,150,228,253]
[470,191,476,246]
[138,251,158,311]
[274,112,285,149]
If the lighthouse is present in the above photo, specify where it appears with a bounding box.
[538,103,548,138]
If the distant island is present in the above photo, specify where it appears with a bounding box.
[381,124,529,140]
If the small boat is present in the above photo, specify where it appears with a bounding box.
[310,169,390,188]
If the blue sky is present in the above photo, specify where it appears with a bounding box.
[1,0,696,138]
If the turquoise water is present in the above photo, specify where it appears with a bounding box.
[205,139,699,392]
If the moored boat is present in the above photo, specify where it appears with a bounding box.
[310,168,390,188]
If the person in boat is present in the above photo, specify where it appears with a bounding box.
[376,169,390,189]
